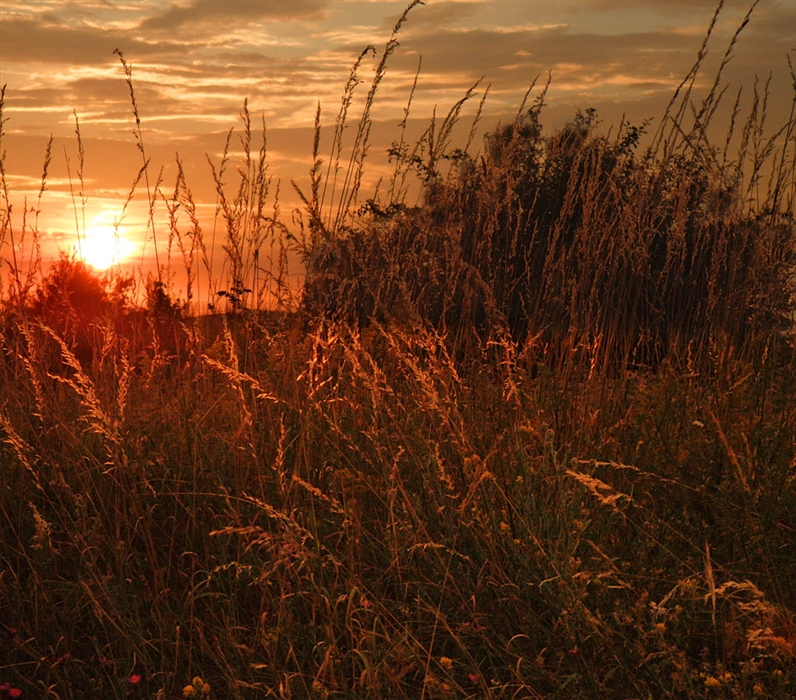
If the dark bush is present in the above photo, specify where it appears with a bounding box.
[24,253,133,362]
[302,107,795,368]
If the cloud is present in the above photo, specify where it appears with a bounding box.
[2,0,792,226]
[0,18,171,64]
[590,0,780,14]
[139,0,328,33]
[394,1,479,30]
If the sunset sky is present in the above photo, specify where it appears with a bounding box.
[1,0,794,306]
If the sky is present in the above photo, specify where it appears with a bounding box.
[1,0,794,308]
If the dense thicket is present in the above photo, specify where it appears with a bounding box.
[303,105,794,368]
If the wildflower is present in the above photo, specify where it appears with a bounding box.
[468,673,480,684]
[753,685,765,696]
[423,674,439,690]
[183,676,210,698]
[0,687,23,699]
[704,676,721,688]
[439,656,453,670]
[129,674,142,685]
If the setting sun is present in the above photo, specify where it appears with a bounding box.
[77,215,138,270]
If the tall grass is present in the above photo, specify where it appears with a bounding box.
[1,1,795,698]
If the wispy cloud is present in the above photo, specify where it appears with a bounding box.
[139,0,328,34]
[3,0,791,143]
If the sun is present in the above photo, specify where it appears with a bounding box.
[78,216,138,270]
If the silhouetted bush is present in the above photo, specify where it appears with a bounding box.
[23,253,133,362]
[303,106,795,368]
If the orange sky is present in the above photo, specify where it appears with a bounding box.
[1,0,794,309]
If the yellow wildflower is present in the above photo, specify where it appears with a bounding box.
[183,676,211,698]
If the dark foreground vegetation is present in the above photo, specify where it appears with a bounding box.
[1,2,795,697]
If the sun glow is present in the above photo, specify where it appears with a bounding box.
[77,214,139,271]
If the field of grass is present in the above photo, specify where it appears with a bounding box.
[1,2,795,698]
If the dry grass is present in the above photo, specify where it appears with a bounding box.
[1,314,794,698]
[1,1,795,698]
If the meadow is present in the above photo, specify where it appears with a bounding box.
[1,2,795,698]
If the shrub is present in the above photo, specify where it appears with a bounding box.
[23,253,133,357]
[302,104,795,368]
